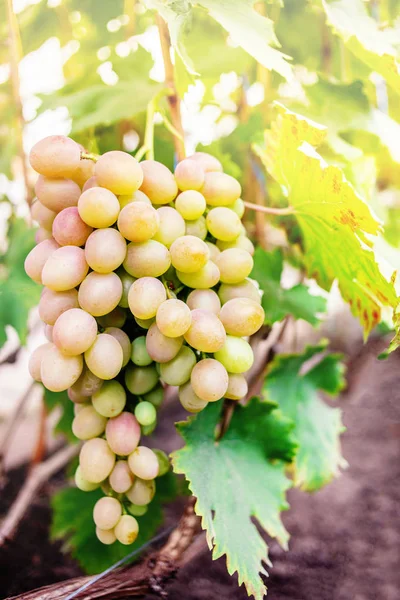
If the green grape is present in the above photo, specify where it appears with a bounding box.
[117,269,136,308]
[35,176,81,212]
[216,248,254,284]
[174,158,205,191]
[184,309,225,352]
[98,306,127,329]
[41,246,89,291]
[170,235,209,273]
[176,260,220,289]
[127,503,148,517]
[143,385,164,408]
[175,190,206,220]
[185,216,207,240]
[93,496,122,529]
[78,187,120,228]
[188,152,223,173]
[179,382,208,413]
[125,364,159,395]
[75,465,99,492]
[225,373,248,400]
[70,366,103,398]
[154,449,170,476]
[131,336,153,366]
[109,460,134,494]
[156,299,192,337]
[190,358,228,402]
[28,342,53,382]
[104,327,131,367]
[40,344,83,392]
[38,288,79,326]
[96,527,116,545]
[84,333,123,380]
[78,272,123,317]
[160,345,196,386]
[79,437,116,483]
[123,240,171,278]
[227,197,245,218]
[92,380,126,417]
[152,206,185,248]
[128,446,159,480]
[141,421,157,436]
[117,201,160,242]
[85,228,127,273]
[119,189,152,209]
[139,160,178,204]
[186,289,221,315]
[126,478,155,505]
[146,323,183,363]
[24,238,60,284]
[72,405,107,440]
[135,401,157,426]
[135,316,155,329]
[94,150,143,195]
[206,207,241,241]
[114,515,139,545]
[201,172,241,206]
[31,200,56,231]
[218,279,261,305]
[29,135,81,178]
[53,308,97,356]
[214,336,254,374]
[216,235,255,255]
[106,412,141,455]
[219,298,265,337]
[128,277,167,320]
[52,207,93,247]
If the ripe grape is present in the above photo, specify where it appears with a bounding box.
[126,478,155,506]
[41,246,89,291]
[106,411,141,455]
[169,235,209,273]
[109,460,134,494]
[40,344,83,392]
[38,288,79,325]
[140,160,178,204]
[176,260,220,289]
[206,207,241,241]
[216,248,254,284]
[70,366,103,398]
[72,405,107,440]
[78,272,122,316]
[128,446,159,480]
[74,402,90,415]
[174,159,205,191]
[96,527,116,545]
[159,345,196,386]
[184,309,225,352]
[131,336,153,366]
[29,135,81,178]
[188,152,223,173]
[75,465,99,491]
[84,228,127,273]
[216,235,255,255]
[218,279,261,305]
[156,299,192,338]
[117,201,160,243]
[52,207,93,247]
[186,289,221,314]
[114,515,139,545]
[135,401,157,426]
[190,359,228,402]
[146,323,183,363]
[31,200,56,231]
[35,228,53,243]
[71,156,95,188]
[152,206,185,248]
[214,336,254,373]
[227,198,245,218]
[127,277,166,320]
[78,187,120,228]
[24,238,60,284]
[94,150,143,195]
[219,298,265,337]
[185,216,207,240]
[103,327,131,367]
[92,380,126,417]
[35,176,81,212]
[119,189,151,208]
[179,382,208,413]
[123,240,171,278]
[79,438,115,483]
[52,308,97,356]
[84,333,123,380]
[225,373,248,400]
[28,342,53,382]
[205,241,220,262]
[201,172,241,206]
[93,497,122,530]
[82,175,98,191]
[125,364,159,395]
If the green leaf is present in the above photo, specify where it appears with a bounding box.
[322,0,400,94]
[43,388,76,443]
[0,218,41,348]
[172,398,297,600]
[251,247,327,326]
[264,343,347,491]
[253,103,398,337]
[51,472,177,574]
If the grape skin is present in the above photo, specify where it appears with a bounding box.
[53,308,98,356]
[29,135,81,178]
[206,207,241,241]
[96,528,116,545]
[146,323,183,363]
[84,333,123,380]
[93,497,122,530]
[216,248,254,284]
[188,152,223,173]
[52,207,93,247]
[126,478,155,506]
[186,289,221,314]
[176,260,220,289]
[139,160,178,205]
[31,200,56,231]
[159,345,196,386]
[28,342,53,382]
[78,272,123,317]
[78,187,120,229]
[125,364,159,395]
[128,446,159,480]
[79,438,115,483]
[35,176,81,213]
[214,336,254,374]
[70,366,103,398]
[117,201,160,243]
[190,358,229,402]
[218,279,261,305]
[104,327,131,367]
[24,238,60,284]
[123,240,171,278]
[92,380,126,417]
[75,465,99,492]
[40,344,83,392]
[179,382,208,413]
[156,299,192,338]
[184,309,225,353]
[219,298,265,337]
[41,246,89,291]
[152,206,186,248]
[174,159,205,191]
[201,172,241,206]
[128,277,166,320]
[170,235,209,273]
[135,401,157,426]
[95,150,143,195]
[85,228,127,273]
[106,411,141,456]
[225,373,248,400]
[72,405,107,440]
[131,336,153,366]
[109,461,134,494]
[114,515,139,545]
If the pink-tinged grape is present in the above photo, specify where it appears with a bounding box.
[160,345,196,386]
[74,402,90,415]
[169,235,209,273]
[70,366,103,398]
[35,176,81,212]
[176,261,220,290]
[146,323,183,363]
[156,299,192,338]
[28,342,53,382]
[117,269,136,308]
[219,298,265,337]
[216,235,255,255]
[125,364,159,395]
[71,156,95,188]
[123,240,171,278]
[35,228,53,243]
[92,380,126,417]
[52,207,93,247]
[41,246,89,291]
[82,175,98,191]
[24,238,60,284]
[143,385,164,408]
[206,207,241,241]
[214,336,254,374]
[135,401,157,426]
[131,336,153,366]
[84,333,123,380]
[44,324,53,341]
[174,159,205,191]
[126,478,155,506]
[94,151,143,195]
[29,135,81,178]
[218,279,261,305]
[109,460,134,494]
[104,327,131,367]
[128,277,166,320]
[191,358,228,402]
[117,201,159,243]
[40,344,83,392]
[119,190,151,209]
[79,438,115,483]
[186,289,221,315]
[97,306,127,329]
[205,241,220,262]
[185,216,207,240]
[75,465,99,491]
[93,496,122,530]
[85,228,126,273]
[179,382,208,413]
[114,515,139,545]
[31,200,56,231]
[53,308,97,356]
[201,172,241,207]
[152,207,185,248]
[78,272,122,317]
[106,411,141,456]
[184,309,225,353]
[225,373,248,400]
[216,248,254,284]
[72,405,107,440]
[140,160,178,205]
[128,446,159,480]
[175,190,206,221]
[188,152,223,173]
[78,187,120,228]
[38,288,79,325]
[96,527,116,545]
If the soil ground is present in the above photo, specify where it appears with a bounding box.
[1,339,399,600]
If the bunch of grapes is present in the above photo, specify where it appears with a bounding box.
[25,135,265,545]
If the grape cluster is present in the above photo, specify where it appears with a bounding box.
[25,135,265,545]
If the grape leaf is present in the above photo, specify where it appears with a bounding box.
[0,218,41,348]
[322,0,400,94]
[253,104,398,336]
[264,343,347,491]
[172,398,297,600]
[251,247,327,326]
[43,388,76,443]
[51,472,177,574]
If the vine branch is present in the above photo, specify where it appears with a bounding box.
[244,201,295,216]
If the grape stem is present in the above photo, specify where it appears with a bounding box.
[243,201,295,216]
[80,151,98,162]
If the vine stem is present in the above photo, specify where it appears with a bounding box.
[156,15,186,162]
[243,201,295,216]
[6,0,32,206]
[80,151,98,162]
